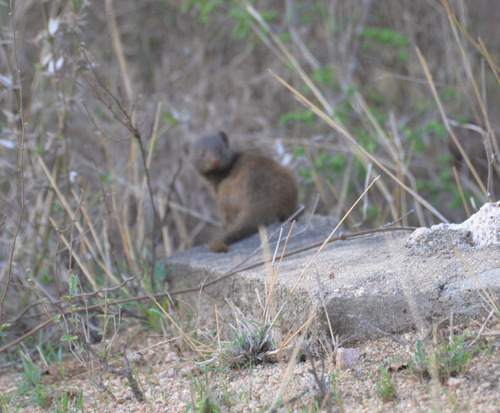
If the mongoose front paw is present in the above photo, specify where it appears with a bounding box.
[209,240,230,253]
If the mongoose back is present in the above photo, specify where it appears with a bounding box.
[185,131,298,252]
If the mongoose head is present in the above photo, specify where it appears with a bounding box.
[185,131,235,174]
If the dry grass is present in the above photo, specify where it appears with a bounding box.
[0,0,498,411]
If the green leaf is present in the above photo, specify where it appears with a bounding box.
[69,273,78,296]
[291,145,305,157]
[100,172,112,183]
[60,335,78,342]
[360,28,409,48]
[298,167,313,180]
[279,110,316,127]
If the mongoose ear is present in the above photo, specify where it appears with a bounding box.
[218,131,229,145]
[183,141,190,155]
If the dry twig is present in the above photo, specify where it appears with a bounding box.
[82,338,145,403]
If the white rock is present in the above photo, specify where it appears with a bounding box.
[431,201,500,246]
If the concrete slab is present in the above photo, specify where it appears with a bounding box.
[163,211,499,353]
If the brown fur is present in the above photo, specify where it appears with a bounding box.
[185,132,298,252]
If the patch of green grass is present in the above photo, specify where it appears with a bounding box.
[432,335,473,383]
[409,331,486,384]
[52,389,84,413]
[16,357,50,409]
[280,109,317,128]
[139,261,173,294]
[293,145,349,186]
[181,0,223,23]
[224,317,275,366]
[403,119,447,154]
[312,66,336,89]
[326,371,343,409]
[181,0,277,40]
[360,27,409,61]
[375,360,397,402]
[185,370,222,412]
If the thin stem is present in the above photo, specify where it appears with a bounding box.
[0,0,27,327]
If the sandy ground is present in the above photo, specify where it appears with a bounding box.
[1,316,498,412]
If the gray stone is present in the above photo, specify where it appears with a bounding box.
[336,348,361,370]
[163,214,500,354]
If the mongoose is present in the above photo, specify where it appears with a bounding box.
[185,131,298,252]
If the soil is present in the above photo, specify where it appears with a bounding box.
[1,317,498,412]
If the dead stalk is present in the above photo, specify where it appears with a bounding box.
[0,1,26,327]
